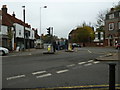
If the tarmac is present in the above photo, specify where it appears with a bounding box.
[2,48,120,90]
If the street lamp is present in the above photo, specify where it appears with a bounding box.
[39,6,47,48]
[22,6,26,50]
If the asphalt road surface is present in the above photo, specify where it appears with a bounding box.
[2,47,119,88]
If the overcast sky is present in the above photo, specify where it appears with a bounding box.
[0,0,120,38]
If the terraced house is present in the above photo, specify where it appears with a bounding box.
[105,7,120,47]
[0,5,35,51]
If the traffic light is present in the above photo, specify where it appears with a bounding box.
[47,27,51,35]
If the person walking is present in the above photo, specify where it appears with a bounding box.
[52,41,56,52]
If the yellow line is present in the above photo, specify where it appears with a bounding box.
[52,84,120,89]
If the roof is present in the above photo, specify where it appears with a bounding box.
[2,11,31,28]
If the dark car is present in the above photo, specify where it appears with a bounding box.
[116,43,120,49]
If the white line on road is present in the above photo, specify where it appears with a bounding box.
[93,61,100,64]
[56,69,69,74]
[6,75,25,80]
[36,73,52,78]
[78,62,86,65]
[84,63,92,66]
[32,71,46,75]
[67,64,75,67]
[88,50,92,53]
[88,60,94,63]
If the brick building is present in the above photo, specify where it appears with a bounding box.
[0,5,35,50]
[105,8,120,47]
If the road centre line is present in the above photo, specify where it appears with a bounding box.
[6,75,25,80]
[78,62,86,65]
[84,63,92,66]
[56,69,69,74]
[88,50,92,53]
[93,61,100,64]
[88,60,94,62]
[36,73,52,78]
[67,64,75,67]
[32,71,46,75]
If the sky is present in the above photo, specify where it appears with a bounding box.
[0,0,120,38]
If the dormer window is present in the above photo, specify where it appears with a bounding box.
[109,14,114,19]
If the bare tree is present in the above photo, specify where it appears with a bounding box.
[96,10,109,28]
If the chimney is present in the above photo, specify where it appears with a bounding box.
[12,12,16,17]
[110,8,115,12]
[2,5,7,13]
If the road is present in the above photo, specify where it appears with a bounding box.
[2,47,119,88]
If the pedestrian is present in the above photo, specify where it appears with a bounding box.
[65,39,68,50]
[52,41,56,52]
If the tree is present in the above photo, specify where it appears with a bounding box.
[70,25,95,43]
[95,10,108,28]
[114,3,120,10]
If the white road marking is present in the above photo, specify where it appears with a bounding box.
[78,62,86,65]
[88,50,92,53]
[36,73,52,78]
[6,75,25,80]
[32,71,46,75]
[88,60,94,63]
[84,63,92,66]
[93,61,100,64]
[56,69,69,74]
[67,64,75,67]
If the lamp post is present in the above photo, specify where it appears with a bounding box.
[22,6,26,50]
[39,6,47,48]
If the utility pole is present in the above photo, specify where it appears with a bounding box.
[22,6,26,50]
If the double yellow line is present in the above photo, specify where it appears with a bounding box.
[23,84,120,90]
[51,84,120,89]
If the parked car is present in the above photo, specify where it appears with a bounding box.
[72,43,81,48]
[0,47,9,56]
[115,43,120,49]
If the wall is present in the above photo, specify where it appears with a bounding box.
[14,23,24,38]
[0,25,7,35]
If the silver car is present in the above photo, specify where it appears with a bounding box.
[0,47,9,56]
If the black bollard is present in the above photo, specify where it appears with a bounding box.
[109,63,116,90]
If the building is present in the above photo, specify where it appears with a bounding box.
[93,26,105,47]
[0,5,35,50]
[0,10,2,47]
[105,8,120,47]
[94,31,104,46]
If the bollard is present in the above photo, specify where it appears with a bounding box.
[109,63,116,90]
[47,45,51,52]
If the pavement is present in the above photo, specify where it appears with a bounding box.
[8,48,47,57]
[6,48,120,60]
[95,51,120,61]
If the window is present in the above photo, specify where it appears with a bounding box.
[0,15,2,20]
[19,30,21,36]
[119,22,120,29]
[109,23,114,30]
[109,14,114,19]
